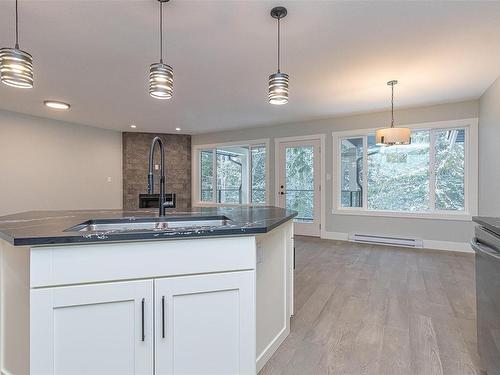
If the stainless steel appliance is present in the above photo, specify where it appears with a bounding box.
[473,217,500,375]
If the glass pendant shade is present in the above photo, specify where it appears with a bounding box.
[0,47,33,89]
[149,62,173,99]
[375,80,411,146]
[268,72,289,105]
[375,126,411,146]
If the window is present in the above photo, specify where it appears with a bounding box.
[200,150,214,202]
[340,137,363,208]
[195,141,268,205]
[285,146,314,222]
[251,146,266,204]
[367,131,430,211]
[334,121,476,218]
[217,146,246,204]
[434,129,465,211]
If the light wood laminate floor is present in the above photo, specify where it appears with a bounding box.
[259,236,484,375]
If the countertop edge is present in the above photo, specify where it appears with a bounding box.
[5,214,297,247]
[473,216,500,237]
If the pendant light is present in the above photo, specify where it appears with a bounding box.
[268,6,289,105]
[375,80,411,146]
[149,0,173,100]
[0,0,34,89]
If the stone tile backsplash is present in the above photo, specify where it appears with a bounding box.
[122,132,191,210]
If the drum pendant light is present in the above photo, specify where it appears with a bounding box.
[375,80,411,146]
[0,0,34,89]
[149,0,173,100]
[268,6,289,105]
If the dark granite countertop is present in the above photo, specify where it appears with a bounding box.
[473,216,500,237]
[0,206,297,246]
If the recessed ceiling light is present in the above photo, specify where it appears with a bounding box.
[44,100,70,110]
[130,124,137,129]
[175,127,181,131]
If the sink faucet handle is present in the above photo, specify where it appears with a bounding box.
[147,173,154,194]
[162,200,174,208]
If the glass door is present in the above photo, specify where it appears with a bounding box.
[278,140,321,236]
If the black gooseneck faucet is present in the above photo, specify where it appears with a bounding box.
[147,136,167,216]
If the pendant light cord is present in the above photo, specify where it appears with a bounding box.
[159,1,163,63]
[15,0,19,49]
[277,17,281,73]
[391,83,395,128]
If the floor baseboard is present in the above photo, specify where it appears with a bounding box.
[320,230,472,253]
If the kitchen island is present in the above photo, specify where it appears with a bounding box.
[0,206,296,375]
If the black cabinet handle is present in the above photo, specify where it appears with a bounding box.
[162,296,165,339]
[141,298,145,342]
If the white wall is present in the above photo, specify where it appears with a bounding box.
[0,110,122,216]
[478,77,500,216]
[193,100,479,245]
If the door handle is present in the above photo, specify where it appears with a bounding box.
[141,298,145,342]
[161,296,165,339]
[280,192,284,195]
[472,239,500,260]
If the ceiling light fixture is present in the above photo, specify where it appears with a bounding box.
[149,0,173,100]
[175,127,181,131]
[130,124,137,129]
[268,6,289,105]
[0,0,34,89]
[44,100,70,110]
[375,80,411,146]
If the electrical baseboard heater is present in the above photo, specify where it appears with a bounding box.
[349,233,424,248]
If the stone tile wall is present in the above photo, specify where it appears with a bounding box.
[122,132,191,210]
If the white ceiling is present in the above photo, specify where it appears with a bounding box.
[1,0,500,134]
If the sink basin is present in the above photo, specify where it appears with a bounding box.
[65,216,233,232]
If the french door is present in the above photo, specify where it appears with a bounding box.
[277,139,321,236]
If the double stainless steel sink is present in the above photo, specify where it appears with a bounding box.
[65,216,233,232]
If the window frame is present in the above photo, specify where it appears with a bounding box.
[192,139,271,207]
[332,118,478,220]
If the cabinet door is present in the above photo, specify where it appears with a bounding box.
[155,271,256,375]
[31,280,153,375]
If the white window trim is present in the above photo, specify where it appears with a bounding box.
[192,138,271,207]
[332,118,478,221]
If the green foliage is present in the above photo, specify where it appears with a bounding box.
[251,147,266,203]
[200,150,213,201]
[435,130,465,210]
[367,131,430,211]
[340,129,466,212]
[285,147,314,221]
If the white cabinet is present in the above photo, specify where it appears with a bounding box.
[0,229,291,375]
[29,272,256,375]
[30,280,154,375]
[154,271,256,375]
